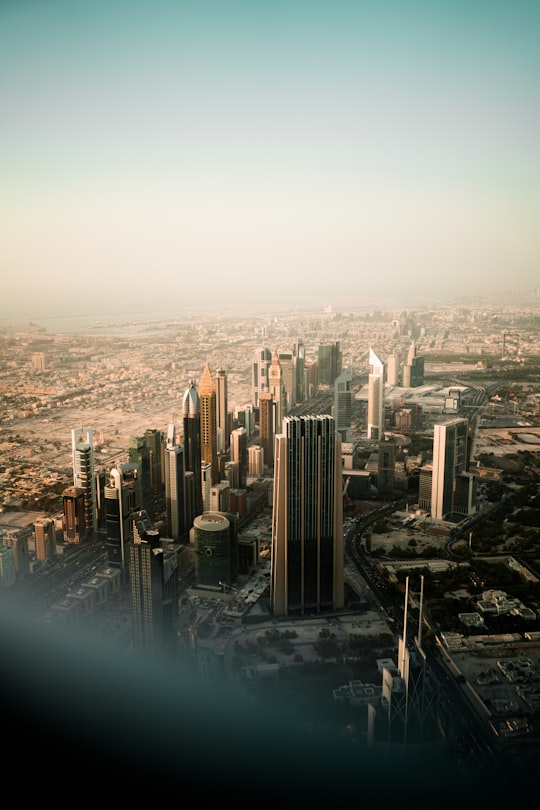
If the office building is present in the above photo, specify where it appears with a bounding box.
[34,518,57,562]
[334,365,353,441]
[62,486,87,544]
[193,511,239,589]
[278,351,295,410]
[268,351,285,434]
[252,346,272,407]
[271,414,344,616]
[201,461,212,514]
[367,348,385,440]
[258,392,274,468]
[230,426,247,487]
[210,480,230,512]
[182,380,203,518]
[318,342,342,386]
[248,444,264,477]
[386,351,400,386]
[0,544,16,588]
[293,339,305,403]
[71,427,96,536]
[431,417,470,520]
[377,437,396,498]
[164,444,187,541]
[130,510,179,661]
[144,428,164,497]
[215,367,229,453]
[400,341,424,388]
[128,436,154,518]
[2,529,30,579]
[199,361,219,486]
[104,467,132,573]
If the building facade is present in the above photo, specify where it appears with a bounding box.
[271,414,344,616]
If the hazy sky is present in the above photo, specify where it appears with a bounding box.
[1,0,539,319]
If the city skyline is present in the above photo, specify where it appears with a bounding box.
[1,0,540,321]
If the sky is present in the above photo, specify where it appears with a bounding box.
[1,0,539,320]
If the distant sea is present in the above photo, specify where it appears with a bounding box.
[2,291,523,336]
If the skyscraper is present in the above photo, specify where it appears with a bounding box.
[278,351,295,410]
[334,365,353,441]
[258,392,274,468]
[199,361,219,486]
[164,444,187,541]
[71,427,96,536]
[130,510,179,662]
[271,414,344,616]
[144,428,164,497]
[367,348,385,440]
[182,380,203,518]
[215,367,229,453]
[128,435,154,518]
[251,346,272,407]
[193,511,238,589]
[431,417,470,520]
[293,339,305,403]
[268,351,285,434]
[318,341,342,386]
[230,426,247,488]
[62,486,87,544]
[104,467,132,572]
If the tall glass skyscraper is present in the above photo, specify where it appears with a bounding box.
[71,427,96,536]
[271,415,344,616]
[182,380,203,518]
[431,417,470,519]
[367,348,385,440]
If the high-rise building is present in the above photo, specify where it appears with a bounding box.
[130,510,179,662]
[215,367,229,453]
[34,518,56,562]
[400,341,424,388]
[2,529,30,579]
[367,348,385,440]
[230,426,247,487]
[199,361,219,486]
[62,486,87,544]
[210,480,230,512]
[318,342,342,386]
[377,437,396,498]
[278,351,295,410]
[258,392,274,468]
[144,428,164,497]
[0,545,16,588]
[268,351,285,434]
[182,380,203,518]
[251,346,272,407]
[271,415,344,616]
[164,445,187,541]
[104,467,132,573]
[248,444,264,477]
[201,461,212,514]
[71,427,96,536]
[334,365,353,442]
[193,511,238,589]
[293,339,305,403]
[128,436,154,518]
[431,417,470,520]
[386,350,400,386]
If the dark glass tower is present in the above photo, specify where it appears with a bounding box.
[182,380,203,519]
[271,415,344,616]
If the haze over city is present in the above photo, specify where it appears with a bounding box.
[1,0,539,321]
